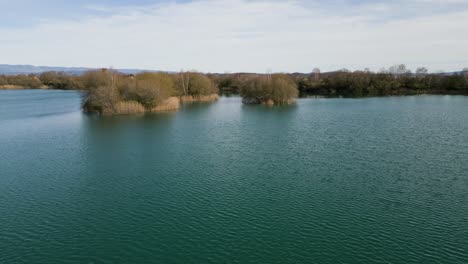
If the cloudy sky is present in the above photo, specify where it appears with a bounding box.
[0,0,467,73]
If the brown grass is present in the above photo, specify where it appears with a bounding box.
[262,99,275,106]
[113,101,146,115]
[262,98,296,105]
[0,85,49,90]
[0,85,26,90]
[151,97,180,112]
[180,93,219,103]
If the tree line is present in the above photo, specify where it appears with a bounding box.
[0,72,84,89]
[0,74,45,88]
[213,65,468,97]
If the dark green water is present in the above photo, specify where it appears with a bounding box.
[1,90,467,263]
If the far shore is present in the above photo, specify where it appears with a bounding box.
[0,85,49,90]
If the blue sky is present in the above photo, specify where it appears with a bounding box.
[1,0,467,72]
[0,0,160,26]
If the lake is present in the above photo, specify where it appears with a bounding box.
[1,90,467,263]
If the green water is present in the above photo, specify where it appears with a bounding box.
[1,90,467,263]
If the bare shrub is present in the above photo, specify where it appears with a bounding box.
[82,84,120,114]
[176,72,218,97]
[240,74,298,105]
[0,75,7,86]
[133,72,175,109]
[81,69,113,89]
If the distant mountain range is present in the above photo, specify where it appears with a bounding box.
[0,64,157,75]
[0,64,463,76]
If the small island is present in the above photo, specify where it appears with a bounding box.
[80,71,300,113]
[81,70,219,115]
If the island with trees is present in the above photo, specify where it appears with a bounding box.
[80,69,219,115]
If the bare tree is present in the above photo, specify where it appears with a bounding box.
[462,68,468,78]
[389,64,409,74]
[0,75,7,86]
[266,69,273,81]
[389,64,411,78]
[379,67,388,74]
[178,71,191,96]
[312,68,321,81]
[416,67,428,77]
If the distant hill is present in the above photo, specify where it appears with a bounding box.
[0,64,464,76]
[0,64,158,75]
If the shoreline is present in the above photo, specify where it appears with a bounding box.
[0,85,49,90]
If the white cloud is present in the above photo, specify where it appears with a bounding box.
[0,0,467,73]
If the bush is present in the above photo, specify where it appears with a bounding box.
[269,74,299,104]
[82,70,121,113]
[82,71,177,114]
[39,71,83,90]
[81,69,113,89]
[4,74,43,88]
[0,75,6,86]
[189,73,218,96]
[82,84,120,114]
[133,72,175,109]
[240,74,298,104]
[175,72,218,96]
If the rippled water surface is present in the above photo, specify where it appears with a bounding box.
[1,90,468,263]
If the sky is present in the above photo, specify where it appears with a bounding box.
[0,0,467,73]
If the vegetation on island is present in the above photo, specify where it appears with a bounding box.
[81,70,219,115]
[176,71,219,103]
[236,74,298,105]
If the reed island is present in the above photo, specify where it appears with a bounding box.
[80,70,220,115]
